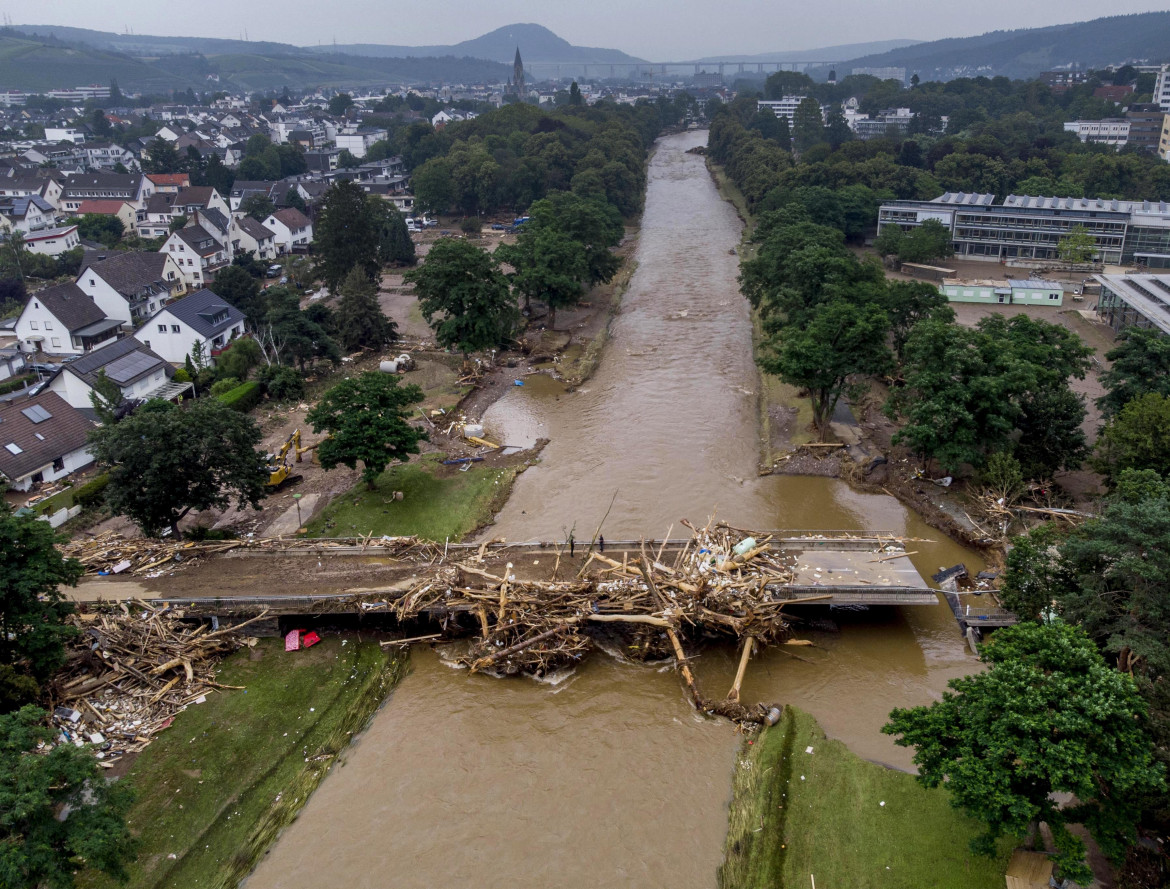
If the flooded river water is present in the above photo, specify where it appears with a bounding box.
[246,131,983,889]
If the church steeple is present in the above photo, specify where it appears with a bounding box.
[513,47,525,96]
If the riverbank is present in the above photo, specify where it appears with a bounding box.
[719,707,1014,889]
[81,637,407,889]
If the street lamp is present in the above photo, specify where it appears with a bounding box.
[293,493,303,532]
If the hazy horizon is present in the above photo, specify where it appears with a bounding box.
[16,2,1170,61]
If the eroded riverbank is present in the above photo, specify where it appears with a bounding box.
[246,130,985,889]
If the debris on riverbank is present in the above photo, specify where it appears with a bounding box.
[50,601,269,763]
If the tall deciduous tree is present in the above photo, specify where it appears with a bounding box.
[370,200,416,267]
[0,505,82,706]
[313,180,380,291]
[0,705,137,886]
[306,372,426,488]
[1093,392,1170,485]
[333,267,397,352]
[1097,327,1170,419]
[792,97,826,152]
[497,227,588,328]
[88,400,268,538]
[760,299,892,440]
[526,191,623,286]
[404,238,517,358]
[884,622,1164,884]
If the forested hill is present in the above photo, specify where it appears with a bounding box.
[834,12,1170,81]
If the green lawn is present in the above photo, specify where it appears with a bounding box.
[82,638,407,889]
[305,454,519,541]
[719,707,1015,889]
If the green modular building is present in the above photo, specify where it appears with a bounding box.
[939,278,1065,306]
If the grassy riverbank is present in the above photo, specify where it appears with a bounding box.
[719,707,1014,889]
[83,638,407,889]
[708,159,817,459]
[304,453,521,541]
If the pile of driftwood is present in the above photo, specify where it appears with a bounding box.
[384,520,818,724]
[61,531,445,577]
[48,601,269,761]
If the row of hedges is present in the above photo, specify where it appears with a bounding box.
[73,473,110,509]
[216,380,263,413]
[0,373,34,396]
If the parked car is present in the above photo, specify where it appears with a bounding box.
[266,264,282,278]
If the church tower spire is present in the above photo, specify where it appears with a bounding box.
[513,47,525,97]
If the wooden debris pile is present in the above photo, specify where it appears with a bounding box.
[48,602,269,762]
[387,519,815,724]
[60,531,445,577]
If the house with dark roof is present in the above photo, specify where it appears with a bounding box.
[77,252,184,323]
[160,224,229,291]
[133,288,245,364]
[48,337,184,413]
[0,391,95,492]
[59,172,153,213]
[230,215,277,261]
[0,194,59,233]
[14,283,123,356]
[23,225,80,258]
[263,208,313,254]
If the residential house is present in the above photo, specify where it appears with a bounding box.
[160,224,229,290]
[0,195,58,232]
[14,283,123,356]
[48,337,183,413]
[136,186,230,238]
[230,215,277,261]
[263,208,313,254]
[73,199,137,234]
[77,252,184,324]
[134,288,246,364]
[0,392,95,492]
[23,225,80,257]
[145,172,190,193]
[81,141,139,172]
[335,127,387,159]
[59,173,153,214]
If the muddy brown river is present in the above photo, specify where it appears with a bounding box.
[246,131,983,889]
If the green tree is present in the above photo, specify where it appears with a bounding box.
[333,267,397,352]
[526,191,623,286]
[1097,327,1170,419]
[410,157,455,216]
[215,336,263,382]
[1093,392,1170,485]
[498,227,588,329]
[404,238,517,358]
[569,81,584,106]
[306,372,426,489]
[328,93,355,116]
[88,369,124,425]
[210,264,264,327]
[760,299,893,440]
[370,200,415,267]
[0,506,82,705]
[898,218,954,263]
[792,97,825,152]
[261,288,341,370]
[1057,224,1096,265]
[88,399,268,538]
[142,137,181,174]
[884,622,1164,883]
[239,193,276,221]
[336,149,361,169]
[284,187,306,212]
[875,280,955,360]
[75,213,124,247]
[0,705,137,886]
[313,180,380,291]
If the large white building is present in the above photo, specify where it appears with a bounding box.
[1155,64,1170,113]
[756,97,808,123]
[1063,118,1131,147]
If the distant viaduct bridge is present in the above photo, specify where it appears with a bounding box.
[523,59,843,81]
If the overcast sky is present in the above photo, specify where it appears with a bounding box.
[21,2,1169,59]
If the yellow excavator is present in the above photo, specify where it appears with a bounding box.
[266,429,327,489]
[266,430,304,490]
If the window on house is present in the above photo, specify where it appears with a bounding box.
[51,338,60,348]
[4,442,21,455]
[52,457,64,472]
[171,324,180,333]
[29,321,37,330]
[89,279,94,286]
[158,324,166,333]
[44,321,51,330]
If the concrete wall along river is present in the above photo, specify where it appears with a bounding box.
[244,131,985,889]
